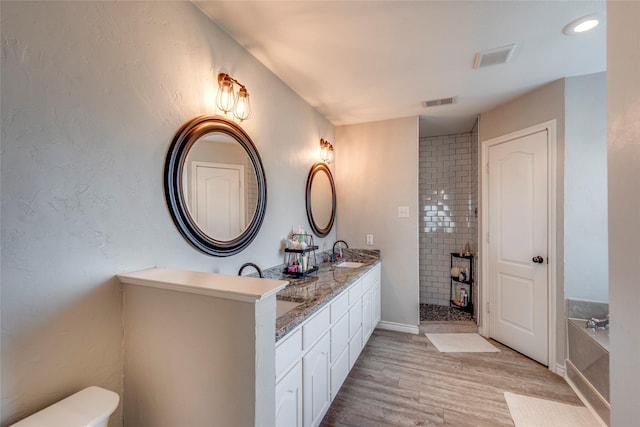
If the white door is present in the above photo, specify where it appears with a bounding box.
[488,129,549,365]
[192,162,245,240]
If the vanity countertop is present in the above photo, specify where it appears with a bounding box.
[265,249,381,341]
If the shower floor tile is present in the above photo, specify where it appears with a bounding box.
[420,303,475,321]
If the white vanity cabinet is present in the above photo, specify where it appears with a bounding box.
[276,263,381,427]
[372,265,381,326]
[362,287,373,343]
[275,360,302,427]
[362,263,381,343]
[275,329,303,427]
[303,333,331,427]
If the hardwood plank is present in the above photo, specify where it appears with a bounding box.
[322,325,584,426]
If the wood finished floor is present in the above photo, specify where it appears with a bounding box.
[321,322,583,427]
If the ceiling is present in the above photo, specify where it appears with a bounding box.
[194,1,606,137]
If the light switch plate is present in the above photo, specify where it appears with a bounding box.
[366,234,374,245]
[398,206,410,218]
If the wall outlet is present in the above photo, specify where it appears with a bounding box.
[366,234,374,246]
[398,206,410,218]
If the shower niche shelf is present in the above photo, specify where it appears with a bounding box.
[449,252,473,314]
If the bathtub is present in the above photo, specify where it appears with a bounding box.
[566,318,610,426]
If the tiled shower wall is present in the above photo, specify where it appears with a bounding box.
[419,125,478,307]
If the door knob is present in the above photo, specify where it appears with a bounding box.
[532,256,544,264]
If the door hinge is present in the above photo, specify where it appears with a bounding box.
[486,163,489,174]
[487,302,490,314]
[486,231,490,244]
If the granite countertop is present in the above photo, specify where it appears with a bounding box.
[264,249,381,342]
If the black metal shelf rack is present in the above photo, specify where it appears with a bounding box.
[449,252,473,314]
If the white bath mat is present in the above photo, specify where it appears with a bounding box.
[425,333,500,353]
[504,392,604,427]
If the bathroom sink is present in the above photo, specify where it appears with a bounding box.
[335,261,364,268]
[276,300,301,317]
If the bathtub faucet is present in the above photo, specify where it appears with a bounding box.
[586,314,609,330]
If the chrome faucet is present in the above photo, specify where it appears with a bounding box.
[238,262,263,278]
[586,314,609,330]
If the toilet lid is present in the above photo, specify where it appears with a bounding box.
[10,386,119,427]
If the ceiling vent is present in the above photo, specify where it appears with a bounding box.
[473,43,517,69]
[423,97,457,108]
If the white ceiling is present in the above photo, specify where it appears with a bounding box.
[194,1,606,137]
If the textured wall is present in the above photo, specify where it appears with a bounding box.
[336,117,419,331]
[418,133,478,308]
[607,2,640,424]
[0,2,334,425]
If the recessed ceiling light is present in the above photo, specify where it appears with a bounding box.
[563,14,601,36]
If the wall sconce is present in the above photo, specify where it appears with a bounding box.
[216,73,252,122]
[320,139,334,163]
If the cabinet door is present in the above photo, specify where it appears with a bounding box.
[362,288,373,342]
[276,361,303,427]
[373,269,381,326]
[349,327,363,369]
[330,345,350,400]
[330,312,349,363]
[303,333,331,427]
[371,276,382,329]
[348,299,362,339]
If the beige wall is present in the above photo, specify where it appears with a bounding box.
[336,117,419,329]
[608,2,640,424]
[480,79,566,368]
[123,285,276,427]
[0,2,334,425]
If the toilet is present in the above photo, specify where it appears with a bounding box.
[10,386,119,427]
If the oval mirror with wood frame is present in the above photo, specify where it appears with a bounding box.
[164,116,267,256]
[306,162,336,237]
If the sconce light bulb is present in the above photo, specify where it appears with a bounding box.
[234,87,252,122]
[216,76,237,113]
[320,139,334,163]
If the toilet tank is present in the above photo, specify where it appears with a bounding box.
[10,386,119,427]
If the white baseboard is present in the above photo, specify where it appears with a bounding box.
[555,362,566,377]
[376,321,419,335]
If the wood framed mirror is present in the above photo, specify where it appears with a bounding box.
[306,162,336,237]
[164,116,267,256]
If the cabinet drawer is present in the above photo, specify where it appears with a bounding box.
[276,328,302,380]
[303,305,330,351]
[348,279,362,306]
[330,291,349,324]
[349,300,362,338]
[349,327,363,369]
[330,313,349,363]
[330,346,349,400]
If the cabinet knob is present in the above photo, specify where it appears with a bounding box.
[532,256,544,264]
